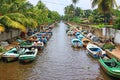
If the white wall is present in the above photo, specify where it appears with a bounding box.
[102,28,120,44]
[114,30,120,44]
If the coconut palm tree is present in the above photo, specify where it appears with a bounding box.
[0,16,26,32]
[72,0,79,16]
[91,0,118,24]
[91,0,118,42]
[72,0,79,6]
[64,4,75,20]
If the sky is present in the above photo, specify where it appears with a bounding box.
[28,0,120,15]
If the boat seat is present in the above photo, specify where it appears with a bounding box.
[12,50,17,53]
[110,62,116,67]
[104,61,116,67]
[26,51,34,54]
[105,62,112,66]
[115,65,120,68]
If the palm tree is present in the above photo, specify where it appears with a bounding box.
[91,0,118,41]
[72,0,79,16]
[91,0,117,24]
[72,0,79,6]
[64,4,75,21]
[0,16,26,32]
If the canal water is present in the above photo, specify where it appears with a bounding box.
[0,21,118,80]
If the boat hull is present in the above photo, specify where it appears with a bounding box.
[19,57,36,63]
[99,58,120,79]
[87,43,106,58]
[71,38,83,48]
[2,56,18,62]
[19,48,38,63]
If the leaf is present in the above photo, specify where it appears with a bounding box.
[0,16,26,32]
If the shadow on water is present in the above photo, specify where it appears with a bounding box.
[0,21,119,80]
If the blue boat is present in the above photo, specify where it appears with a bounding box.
[71,38,83,48]
[87,43,106,58]
[75,32,80,36]
[76,34,85,40]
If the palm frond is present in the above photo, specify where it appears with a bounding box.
[28,18,38,28]
[0,23,5,32]
[5,13,30,27]
[0,16,26,32]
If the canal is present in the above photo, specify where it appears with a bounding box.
[0,21,117,80]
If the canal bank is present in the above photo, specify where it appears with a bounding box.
[66,22,120,62]
[0,21,117,80]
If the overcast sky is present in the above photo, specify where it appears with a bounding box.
[28,0,120,15]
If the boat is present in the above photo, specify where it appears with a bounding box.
[76,33,85,40]
[20,40,33,48]
[86,43,106,58]
[32,41,44,50]
[0,46,6,59]
[0,52,4,59]
[19,48,38,63]
[71,38,83,48]
[90,35,100,42]
[67,30,74,36]
[75,32,80,36]
[99,57,120,79]
[82,38,91,47]
[2,47,25,62]
[81,30,88,35]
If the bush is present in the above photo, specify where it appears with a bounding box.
[102,43,115,50]
[70,17,81,24]
[114,17,120,30]
[0,46,6,52]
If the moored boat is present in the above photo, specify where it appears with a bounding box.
[86,43,106,58]
[99,57,120,79]
[19,48,38,63]
[71,38,83,48]
[2,47,25,62]
[82,38,91,47]
[20,40,33,48]
[33,41,44,50]
[76,33,85,40]
[0,52,4,59]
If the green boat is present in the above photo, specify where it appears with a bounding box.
[99,57,120,79]
[19,48,38,63]
[2,47,25,62]
[20,41,33,48]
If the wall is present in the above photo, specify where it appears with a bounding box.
[114,30,120,44]
[0,30,20,41]
[80,24,120,44]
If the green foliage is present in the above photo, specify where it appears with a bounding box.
[70,17,81,24]
[0,0,61,32]
[0,46,6,52]
[114,17,120,30]
[102,43,115,50]
[92,24,105,28]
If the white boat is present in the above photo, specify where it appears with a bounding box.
[86,43,106,58]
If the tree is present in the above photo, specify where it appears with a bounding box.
[72,0,79,16]
[91,0,118,24]
[0,0,60,34]
[91,0,118,41]
[75,7,83,17]
[72,0,79,7]
[64,4,75,21]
